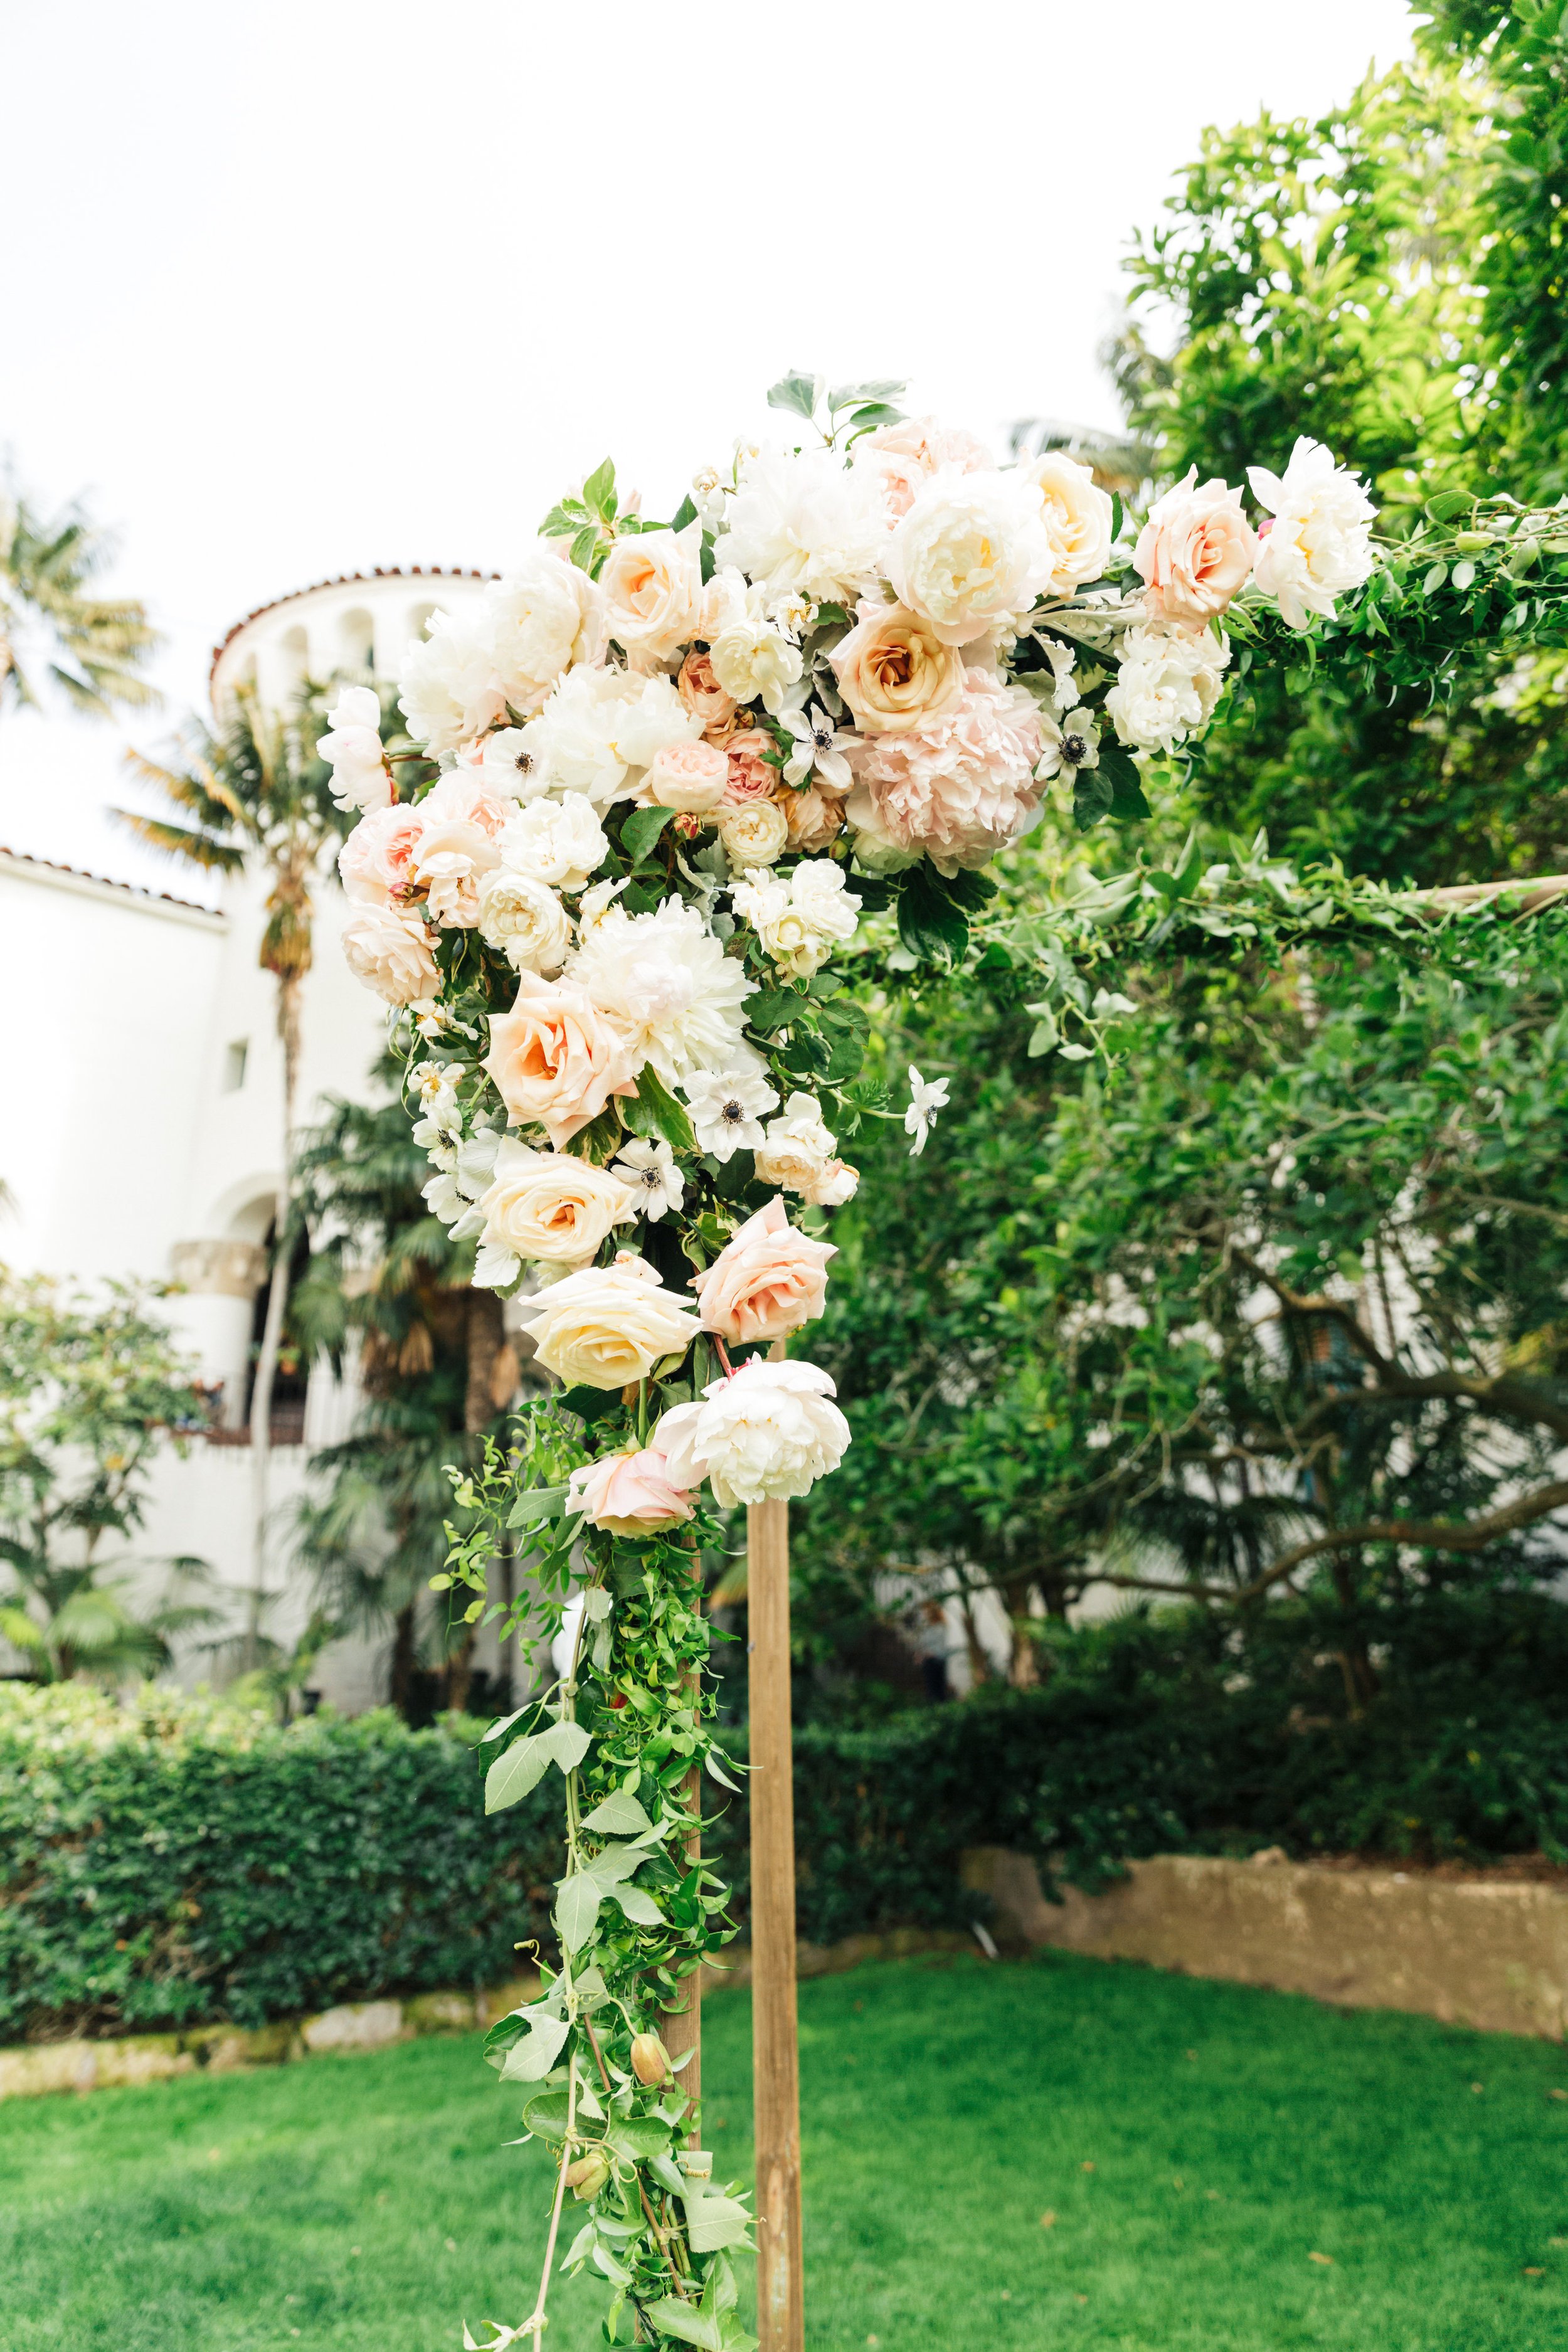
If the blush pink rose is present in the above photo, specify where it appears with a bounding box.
[645,738,729,812]
[857,416,996,520]
[1134,469,1258,628]
[337,803,427,904]
[722,729,780,807]
[568,1446,696,1537]
[482,972,638,1148]
[677,647,739,734]
[689,1194,835,1346]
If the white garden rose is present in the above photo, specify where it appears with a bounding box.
[474,1140,635,1285]
[654,1359,850,1507]
[753,1091,859,1206]
[319,686,390,813]
[729,859,861,978]
[497,792,610,891]
[398,606,507,755]
[702,570,805,715]
[600,524,706,667]
[713,443,887,609]
[1103,622,1231,754]
[568,893,755,1087]
[887,467,1056,646]
[341,905,440,1004]
[486,546,605,714]
[1249,437,1377,632]
[1020,452,1116,596]
[718,799,789,868]
[519,1251,701,1389]
[475,869,571,973]
[517,666,699,806]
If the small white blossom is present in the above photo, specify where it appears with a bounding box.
[904,1065,950,1156]
[410,1060,464,1131]
[611,1136,686,1222]
[682,1067,780,1162]
[1035,706,1101,783]
[780,702,856,792]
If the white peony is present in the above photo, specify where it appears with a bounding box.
[475,869,571,973]
[486,546,605,712]
[718,798,789,868]
[753,1092,859,1207]
[654,1359,850,1507]
[399,606,507,755]
[496,792,609,892]
[568,892,755,1088]
[319,686,389,814]
[517,665,699,806]
[887,468,1057,647]
[472,1140,635,1288]
[1019,452,1116,596]
[1249,437,1377,632]
[703,569,805,716]
[713,443,887,610]
[681,1066,780,1162]
[519,1251,701,1389]
[1103,622,1231,755]
[730,858,861,978]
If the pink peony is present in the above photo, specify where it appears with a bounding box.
[722,729,780,807]
[847,667,1044,875]
[857,416,996,519]
[568,1446,696,1537]
[337,802,428,904]
[690,1194,835,1347]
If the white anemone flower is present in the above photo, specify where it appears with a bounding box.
[681,1067,780,1162]
[612,1136,686,1222]
[780,702,856,792]
[904,1064,951,1156]
[1034,706,1101,783]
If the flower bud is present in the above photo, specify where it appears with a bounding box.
[629,2032,672,2087]
[564,2148,612,2201]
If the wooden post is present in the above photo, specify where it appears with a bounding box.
[660,1544,702,2122]
[748,1490,803,2352]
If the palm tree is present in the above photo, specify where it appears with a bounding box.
[0,480,161,718]
[115,687,350,1666]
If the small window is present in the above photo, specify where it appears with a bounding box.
[223,1040,248,1093]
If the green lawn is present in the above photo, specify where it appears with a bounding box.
[4,1952,1567,2351]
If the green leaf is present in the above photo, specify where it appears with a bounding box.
[484,1734,548,1814]
[556,1872,603,1952]
[766,372,823,423]
[622,804,675,866]
[557,1383,625,1423]
[499,2011,570,2082]
[704,1749,743,1791]
[612,1882,667,1927]
[1073,770,1116,832]
[620,1065,697,1153]
[1425,490,1471,523]
[539,1719,591,1774]
[506,1483,569,1530]
[670,494,698,533]
[846,402,903,431]
[581,1788,654,1836]
[644,2301,725,2351]
[521,2089,573,2142]
[582,457,617,519]
[827,378,905,408]
[570,524,601,574]
[896,864,971,966]
[746,988,805,1035]
[682,2191,755,2255]
[604,2114,674,2161]
[813,999,869,1084]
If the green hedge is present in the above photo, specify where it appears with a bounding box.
[6,1588,1567,2043]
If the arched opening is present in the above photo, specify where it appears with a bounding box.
[277,622,310,696]
[238,1219,314,1445]
[337,606,374,672]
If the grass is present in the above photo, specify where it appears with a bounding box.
[4,1951,1567,2350]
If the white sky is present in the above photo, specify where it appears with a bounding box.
[3,0,1416,899]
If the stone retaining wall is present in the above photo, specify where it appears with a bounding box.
[963,1848,1568,2038]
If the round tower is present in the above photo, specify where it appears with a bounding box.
[209,565,496,713]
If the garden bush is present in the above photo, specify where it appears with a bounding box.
[6,1584,1568,2042]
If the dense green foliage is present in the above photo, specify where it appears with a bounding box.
[6,1956,1567,2352]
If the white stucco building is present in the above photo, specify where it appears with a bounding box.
[0,568,492,1709]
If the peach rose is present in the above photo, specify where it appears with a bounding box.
[567,1446,696,1537]
[337,803,426,904]
[600,525,706,667]
[829,601,966,738]
[1134,469,1258,628]
[482,971,638,1148]
[689,1194,835,1346]
[645,738,729,812]
[677,647,738,734]
[721,729,780,805]
[783,785,846,853]
[341,905,440,1005]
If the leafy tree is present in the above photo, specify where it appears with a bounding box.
[0,1269,219,1681]
[0,479,161,720]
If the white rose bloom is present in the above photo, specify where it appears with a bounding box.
[1249,437,1377,632]
[568,893,755,1088]
[496,792,609,892]
[654,1359,851,1507]
[517,666,699,806]
[681,1066,780,1162]
[475,869,571,973]
[410,807,502,930]
[754,1091,859,1207]
[319,686,389,814]
[1103,623,1231,755]
[718,799,789,868]
[703,569,805,716]
[611,1136,685,1222]
[730,858,861,978]
[341,905,441,1004]
[485,546,605,712]
[612,671,703,773]
[472,1140,635,1288]
[399,606,506,755]
[600,524,706,667]
[519,1251,701,1389]
[887,467,1057,646]
[1019,452,1116,595]
[713,443,887,608]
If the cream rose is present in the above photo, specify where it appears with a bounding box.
[497,793,610,892]
[718,800,788,867]
[600,525,707,667]
[476,1140,635,1269]
[689,1195,835,1347]
[475,870,572,974]
[784,785,845,853]
[337,803,426,905]
[703,569,804,714]
[482,971,638,1148]
[341,905,440,1005]
[519,1252,701,1389]
[677,647,738,734]
[567,1446,696,1537]
[887,469,1056,646]
[1022,452,1115,595]
[829,601,967,737]
[645,739,729,812]
[753,1092,859,1206]
[1134,470,1257,628]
